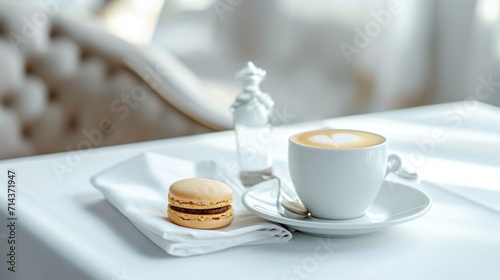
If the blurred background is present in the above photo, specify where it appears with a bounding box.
[0,0,499,159]
[98,0,499,121]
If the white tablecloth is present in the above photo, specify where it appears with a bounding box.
[1,102,499,280]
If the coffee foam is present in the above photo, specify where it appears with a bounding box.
[291,129,385,149]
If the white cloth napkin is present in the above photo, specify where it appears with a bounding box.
[90,152,292,257]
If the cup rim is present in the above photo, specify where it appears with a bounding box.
[288,129,387,150]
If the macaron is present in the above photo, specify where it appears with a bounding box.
[167,178,234,229]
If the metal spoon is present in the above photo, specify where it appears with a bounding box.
[262,175,310,219]
[281,199,309,219]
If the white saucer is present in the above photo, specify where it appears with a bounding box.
[242,180,432,237]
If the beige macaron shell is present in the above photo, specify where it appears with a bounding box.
[168,178,233,209]
[168,205,234,229]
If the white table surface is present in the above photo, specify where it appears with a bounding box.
[1,102,500,280]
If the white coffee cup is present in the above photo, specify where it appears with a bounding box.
[288,129,401,220]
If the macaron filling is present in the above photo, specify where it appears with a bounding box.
[169,205,230,215]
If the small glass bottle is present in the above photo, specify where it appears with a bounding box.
[231,62,274,186]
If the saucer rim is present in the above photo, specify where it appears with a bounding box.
[242,180,432,231]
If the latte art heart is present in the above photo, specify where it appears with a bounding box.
[292,129,385,149]
[310,133,361,147]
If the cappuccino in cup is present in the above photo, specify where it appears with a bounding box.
[291,129,385,149]
[288,129,401,220]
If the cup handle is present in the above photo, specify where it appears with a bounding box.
[385,154,402,177]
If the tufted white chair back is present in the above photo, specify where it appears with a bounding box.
[0,3,231,159]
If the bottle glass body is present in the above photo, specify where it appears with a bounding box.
[235,122,273,173]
